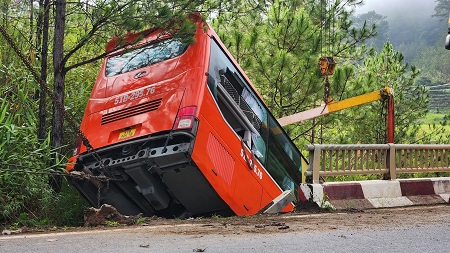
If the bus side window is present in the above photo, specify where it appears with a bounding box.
[265,117,302,188]
[207,38,267,162]
[206,73,217,100]
[251,132,266,162]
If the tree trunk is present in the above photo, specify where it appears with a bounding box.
[29,0,33,43]
[37,0,50,141]
[50,0,66,192]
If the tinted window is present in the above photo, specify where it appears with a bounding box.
[266,117,302,190]
[106,38,188,77]
[208,39,268,162]
[207,38,303,189]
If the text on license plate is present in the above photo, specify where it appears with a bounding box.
[118,128,136,140]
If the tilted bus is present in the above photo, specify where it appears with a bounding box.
[66,15,306,217]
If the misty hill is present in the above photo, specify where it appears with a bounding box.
[355,0,449,112]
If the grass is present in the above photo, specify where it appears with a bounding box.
[419,110,449,125]
[421,112,446,124]
[418,123,449,142]
[413,111,450,144]
[416,124,450,143]
[105,221,120,227]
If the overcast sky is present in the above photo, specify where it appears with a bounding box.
[356,0,436,20]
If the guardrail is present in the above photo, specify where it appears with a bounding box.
[305,144,450,183]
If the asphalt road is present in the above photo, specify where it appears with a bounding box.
[1,206,450,253]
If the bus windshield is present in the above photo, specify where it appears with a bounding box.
[106,38,188,77]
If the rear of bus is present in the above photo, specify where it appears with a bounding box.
[65,19,235,217]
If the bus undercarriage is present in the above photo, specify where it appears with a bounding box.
[69,130,232,218]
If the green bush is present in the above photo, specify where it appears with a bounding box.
[0,90,87,227]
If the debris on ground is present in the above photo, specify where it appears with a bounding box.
[254,221,290,230]
[2,229,22,235]
[84,204,142,226]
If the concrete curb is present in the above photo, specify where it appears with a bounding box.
[298,178,450,210]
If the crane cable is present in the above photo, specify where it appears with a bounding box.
[318,0,336,104]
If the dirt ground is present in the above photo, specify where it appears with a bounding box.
[144,204,450,235]
[7,204,450,236]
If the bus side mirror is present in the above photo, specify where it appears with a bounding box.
[446,34,450,50]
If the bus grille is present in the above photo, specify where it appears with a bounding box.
[207,132,235,185]
[101,98,162,125]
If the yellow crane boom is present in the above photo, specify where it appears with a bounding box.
[277,86,393,127]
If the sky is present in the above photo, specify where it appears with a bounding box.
[355,0,437,20]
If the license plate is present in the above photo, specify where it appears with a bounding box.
[118,128,136,140]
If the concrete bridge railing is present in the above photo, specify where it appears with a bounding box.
[305,144,450,183]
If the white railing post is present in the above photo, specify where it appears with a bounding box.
[385,143,397,180]
[305,144,322,183]
[312,145,322,183]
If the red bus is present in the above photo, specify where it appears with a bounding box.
[66,16,306,217]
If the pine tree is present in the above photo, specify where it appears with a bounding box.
[212,0,377,146]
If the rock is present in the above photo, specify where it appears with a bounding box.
[2,229,22,235]
[84,204,142,226]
